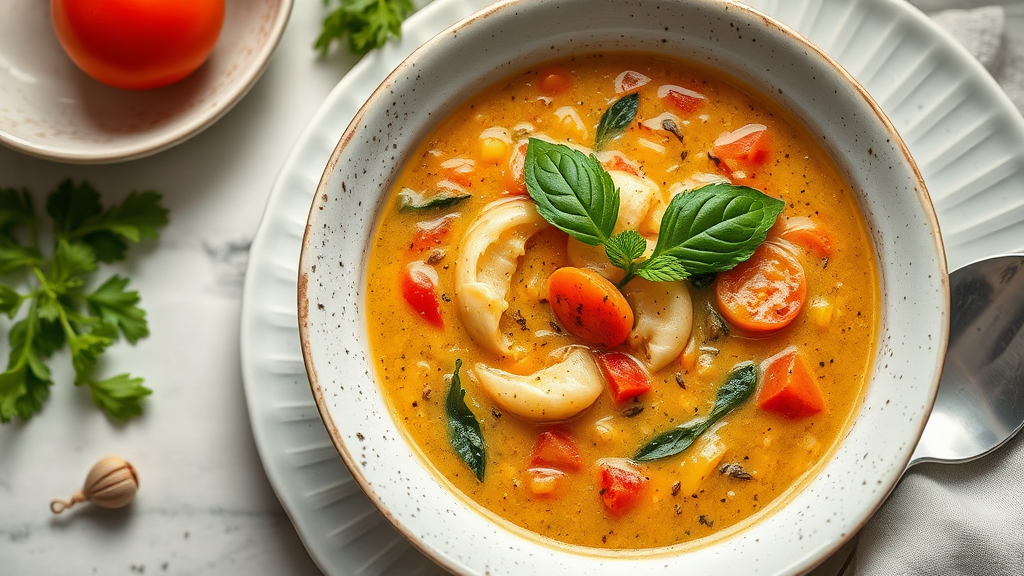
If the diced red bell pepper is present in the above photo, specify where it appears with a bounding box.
[597,458,647,516]
[758,350,826,419]
[400,262,443,328]
[712,124,772,174]
[530,430,582,472]
[596,352,652,403]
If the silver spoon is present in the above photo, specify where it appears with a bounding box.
[814,253,1024,576]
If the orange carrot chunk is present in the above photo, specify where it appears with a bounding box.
[548,267,634,348]
[758,350,825,419]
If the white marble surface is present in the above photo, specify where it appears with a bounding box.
[0,2,349,574]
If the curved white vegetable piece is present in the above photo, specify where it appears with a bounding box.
[622,278,693,371]
[567,170,659,282]
[473,347,603,421]
[455,197,549,356]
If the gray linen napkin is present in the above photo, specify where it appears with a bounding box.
[846,3,1024,575]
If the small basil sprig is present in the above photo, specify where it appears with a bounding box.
[633,362,757,462]
[445,359,486,481]
[595,93,639,150]
[523,139,784,287]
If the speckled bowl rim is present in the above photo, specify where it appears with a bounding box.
[0,0,293,164]
[298,0,949,573]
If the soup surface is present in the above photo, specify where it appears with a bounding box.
[364,54,878,549]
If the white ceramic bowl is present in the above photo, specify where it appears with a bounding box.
[0,0,292,164]
[298,0,949,573]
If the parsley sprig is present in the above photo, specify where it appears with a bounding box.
[0,180,168,423]
[315,0,415,56]
[524,139,784,287]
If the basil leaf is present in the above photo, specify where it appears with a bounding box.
[397,188,471,212]
[634,362,757,461]
[595,93,639,150]
[524,139,618,246]
[445,359,486,481]
[643,183,784,276]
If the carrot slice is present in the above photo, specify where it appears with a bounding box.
[596,352,651,403]
[758,350,826,419]
[530,430,582,472]
[548,267,634,347]
[714,242,806,333]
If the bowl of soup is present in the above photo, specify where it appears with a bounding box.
[297,0,948,573]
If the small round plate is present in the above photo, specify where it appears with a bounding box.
[0,0,292,164]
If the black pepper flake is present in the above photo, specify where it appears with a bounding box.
[698,515,714,527]
[674,372,686,389]
[356,433,365,441]
[491,408,502,418]
[674,504,683,515]
[441,293,452,303]
[671,481,681,495]
[427,249,446,264]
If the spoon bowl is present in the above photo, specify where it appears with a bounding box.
[911,254,1024,467]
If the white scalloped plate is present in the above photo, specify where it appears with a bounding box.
[239,0,1024,574]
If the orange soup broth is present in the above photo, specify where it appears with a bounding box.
[364,53,879,549]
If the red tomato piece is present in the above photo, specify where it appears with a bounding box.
[400,262,444,328]
[596,352,651,403]
[51,0,225,90]
[538,65,574,95]
[715,242,807,333]
[615,70,651,94]
[547,267,634,348]
[758,350,826,419]
[597,459,647,516]
[659,85,707,114]
[408,215,454,253]
[712,124,772,174]
[530,431,582,472]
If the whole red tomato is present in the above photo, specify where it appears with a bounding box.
[51,0,226,90]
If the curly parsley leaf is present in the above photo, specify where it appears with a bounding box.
[445,359,486,481]
[0,179,167,423]
[604,230,647,282]
[86,276,149,344]
[88,374,151,422]
[315,0,415,56]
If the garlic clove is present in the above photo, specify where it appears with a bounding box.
[51,455,139,514]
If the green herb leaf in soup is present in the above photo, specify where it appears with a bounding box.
[642,183,785,277]
[595,92,640,150]
[524,139,619,246]
[445,359,487,481]
[634,362,757,462]
[397,188,472,212]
